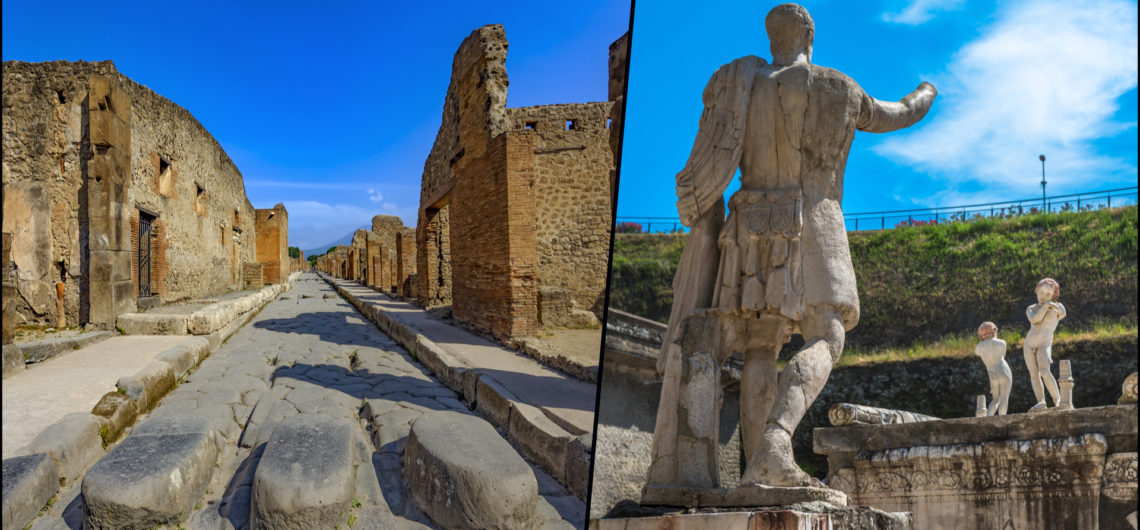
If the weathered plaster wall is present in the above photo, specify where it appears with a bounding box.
[2,60,259,327]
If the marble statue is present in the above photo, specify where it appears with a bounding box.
[1024,278,1065,412]
[975,321,1011,416]
[643,3,937,505]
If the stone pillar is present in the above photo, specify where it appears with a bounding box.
[254,204,288,284]
[372,255,382,291]
[365,236,379,288]
[86,75,135,327]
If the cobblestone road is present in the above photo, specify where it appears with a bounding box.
[49,273,583,529]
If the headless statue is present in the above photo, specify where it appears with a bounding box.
[644,3,937,501]
[976,321,1012,416]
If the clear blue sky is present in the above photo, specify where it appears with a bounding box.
[2,1,631,251]
[618,0,1138,224]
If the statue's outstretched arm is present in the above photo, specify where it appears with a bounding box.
[856,81,937,133]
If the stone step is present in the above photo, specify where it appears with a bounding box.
[81,414,219,529]
[404,410,540,529]
[116,312,189,335]
[249,414,361,530]
[1,453,59,530]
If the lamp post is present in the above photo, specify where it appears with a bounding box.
[1039,154,1047,213]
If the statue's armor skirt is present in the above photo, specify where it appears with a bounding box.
[711,187,804,321]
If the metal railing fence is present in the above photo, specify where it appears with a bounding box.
[614,186,1138,234]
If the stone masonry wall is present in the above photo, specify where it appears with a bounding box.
[2,60,258,328]
[254,204,288,284]
[395,228,415,297]
[508,103,613,317]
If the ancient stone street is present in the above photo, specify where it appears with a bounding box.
[34,273,582,529]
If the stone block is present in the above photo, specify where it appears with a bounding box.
[82,414,218,529]
[116,360,176,411]
[117,312,188,335]
[508,401,573,483]
[22,412,105,486]
[2,343,24,377]
[89,249,132,283]
[404,411,538,529]
[91,391,138,445]
[19,330,114,364]
[475,374,517,428]
[187,302,238,335]
[155,337,209,378]
[2,453,60,530]
[250,414,358,530]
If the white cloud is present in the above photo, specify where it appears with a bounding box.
[881,0,963,25]
[368,189,383,203]
[873,0,1138,206]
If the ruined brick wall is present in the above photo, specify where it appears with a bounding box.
[350,229,369,282]
[364,234,379,288]
[608,32,629,189]
[255,204,288,284]
[395,228,416,297]
[450,132,539,340]
[2,61,258,327]
[371,215,404,292]
[508,103,613,318]
[416,25,509,307]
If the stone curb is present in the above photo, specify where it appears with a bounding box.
[319,273,591,498]
[19,412,105,487]
[1,453,60,530]
[116,280,291,336]
[17,330,116,364]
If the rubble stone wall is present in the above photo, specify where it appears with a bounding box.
[2,60,258,328]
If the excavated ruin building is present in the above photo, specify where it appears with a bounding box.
[2,60,293,329]
[414,25,625,341]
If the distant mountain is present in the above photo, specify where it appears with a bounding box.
[301,227,366,258]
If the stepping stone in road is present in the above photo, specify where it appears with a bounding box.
[81,414,219,530]
[404,410,539,529]
[2,453,59,530]
[250,414,359,530]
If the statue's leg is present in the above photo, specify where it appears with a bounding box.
[740,315,789,466]
[997,379,1011,415]
[740,307,843,487]
[1037,345,1060,405]
[1024,345,1046,408]
[986,378,1001,416]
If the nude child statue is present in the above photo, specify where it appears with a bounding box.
[976,321,1011,416]
[1024,278,1066,412]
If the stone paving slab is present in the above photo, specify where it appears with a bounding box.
[1,335,191,458]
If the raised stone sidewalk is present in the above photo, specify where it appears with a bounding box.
[322,274,597,499]
[1,275,297,530]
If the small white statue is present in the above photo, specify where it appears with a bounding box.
[975,321,1011,416]
[1024,278,1066,412]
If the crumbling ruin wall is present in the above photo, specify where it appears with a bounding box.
[371,215,405,293]
[395,228,415,297]
[255,204,288,284]
[2,60,258,328]
[416,25,509,308]
[508,103,613,320]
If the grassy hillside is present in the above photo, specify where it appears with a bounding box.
[609,206,1138,352]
